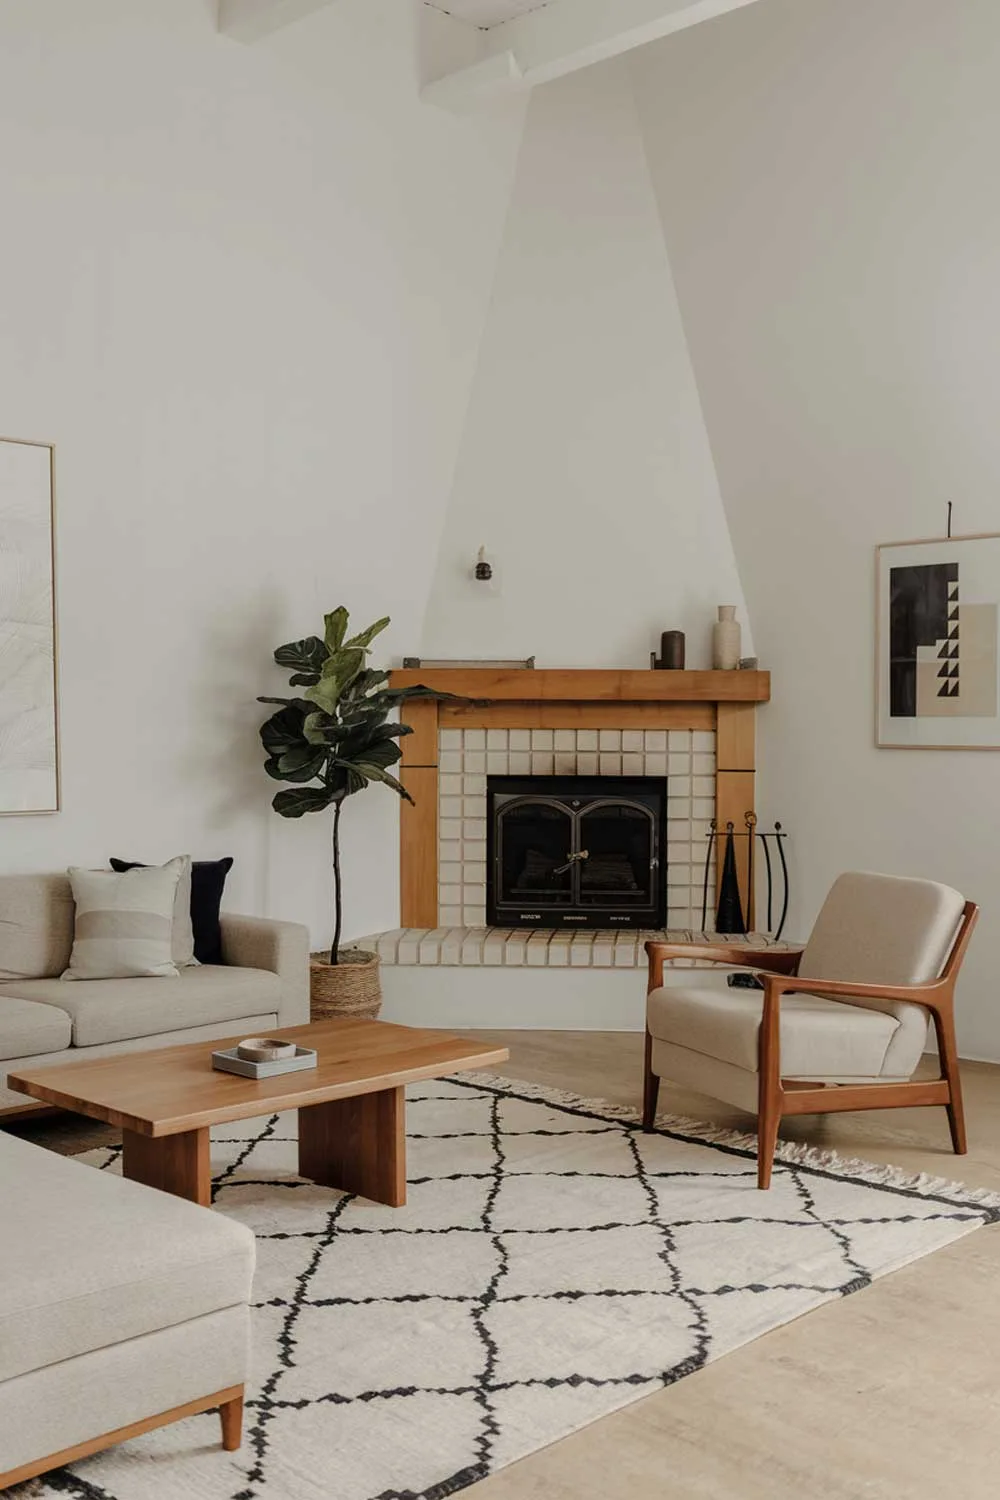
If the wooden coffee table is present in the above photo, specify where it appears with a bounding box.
[8,1017,508,1209]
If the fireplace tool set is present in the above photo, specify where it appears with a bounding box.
[701,813,789,939]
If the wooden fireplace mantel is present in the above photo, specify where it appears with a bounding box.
[389,668,770,704]
[389,668,771,931]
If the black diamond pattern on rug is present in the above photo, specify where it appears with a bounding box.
[24,1077,1000,1500]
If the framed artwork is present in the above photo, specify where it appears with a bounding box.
[877,533,1000,749]
[0,438,59,811]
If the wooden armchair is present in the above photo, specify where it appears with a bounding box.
[642,872,978,1188]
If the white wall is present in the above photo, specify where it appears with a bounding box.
[0,0,525,945]
[420,61,751,670]
[632,0,1000,1057]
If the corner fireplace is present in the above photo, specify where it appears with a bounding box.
[486,775,667,930]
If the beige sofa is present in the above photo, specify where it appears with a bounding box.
[0,1126,255,1486]
[0,874,310,1115]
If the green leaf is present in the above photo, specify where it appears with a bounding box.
[302,712,333,747]
[320,646,364,682]
[303,676,343,716]
[324,608,350,653]
[342,669,389,698]
[352,763,413,802]
[277,745,327,779]
[260,703,309,758]
[272,785,338,818]
[303,682,333,715]
[343,615,390,652]
[278,758,328,784]
[274,636,327,680]
[307,645,366,715]
[326,763,366,798]
[354,737,402,769]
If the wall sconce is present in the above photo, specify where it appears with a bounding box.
[474,545,493,582]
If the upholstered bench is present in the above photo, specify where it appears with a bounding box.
[0,1129,254,1488]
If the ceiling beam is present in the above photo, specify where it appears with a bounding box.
[423,0,765,109]
[217,0,338,43]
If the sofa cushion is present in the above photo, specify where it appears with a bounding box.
[107,855,197,968]
[0,965,281,1047]
[0,874,75,980]
[112,855,234,965]
[0,1130,254,1382]
[0,996,72,1060]
[64,860,185,981]
[647,981,901,1079]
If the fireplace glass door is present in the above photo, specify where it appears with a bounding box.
[577,802,655,910]
[487,776,667,929]
[497,798,574,907]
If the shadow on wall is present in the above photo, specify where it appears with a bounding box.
[179,590,289,912]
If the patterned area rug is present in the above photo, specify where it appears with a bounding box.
[25,1076,1000,1500]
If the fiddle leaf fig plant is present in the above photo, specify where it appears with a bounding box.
[258,608,444,965]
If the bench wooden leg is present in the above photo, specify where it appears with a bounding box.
[219,1390,244,1451]
[0,1384,245,1489]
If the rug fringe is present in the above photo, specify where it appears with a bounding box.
[453,1071,1000,1209]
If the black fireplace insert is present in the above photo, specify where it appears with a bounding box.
[486,775,667,929]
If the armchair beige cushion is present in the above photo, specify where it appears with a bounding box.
[648,985,903,1079]
[647,873,966,1111]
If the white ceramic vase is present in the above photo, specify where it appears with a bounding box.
[713,605,741,670]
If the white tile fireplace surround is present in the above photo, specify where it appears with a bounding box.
[365,725,763,1031]
[369,666,772,1028]
[437,725,717,928]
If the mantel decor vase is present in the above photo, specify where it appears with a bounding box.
[712,606,741,671]
[309,947,382,1020]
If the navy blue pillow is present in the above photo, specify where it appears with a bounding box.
[110,857,234,965]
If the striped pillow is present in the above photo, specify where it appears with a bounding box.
[62,858,185,980]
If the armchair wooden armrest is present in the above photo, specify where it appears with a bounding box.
[645,941,802,991]
[760,969,949,1014]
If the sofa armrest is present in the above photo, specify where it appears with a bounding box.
[219,914,310,1027]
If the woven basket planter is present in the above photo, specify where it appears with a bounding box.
[309,948,382,1021]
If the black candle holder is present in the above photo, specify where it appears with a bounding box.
[650,630,685,670]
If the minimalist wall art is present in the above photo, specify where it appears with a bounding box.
[877,533,1000,748]
[0,438,58,811]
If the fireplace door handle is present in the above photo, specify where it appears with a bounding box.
[552,849,589,876]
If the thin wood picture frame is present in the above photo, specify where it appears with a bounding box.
[876,531,1000,750]
[0,436,60,811]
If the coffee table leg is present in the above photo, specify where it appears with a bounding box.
[298,1086,406,1206]
[122,1127,212,1207]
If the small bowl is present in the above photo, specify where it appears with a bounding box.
[236,1037,298,1063]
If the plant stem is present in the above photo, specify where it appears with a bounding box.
[330,798,343,966]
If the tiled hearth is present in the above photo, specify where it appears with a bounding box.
[437,726,717,929]
[358,926,779,969]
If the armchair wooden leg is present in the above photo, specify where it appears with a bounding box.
[642,1029,660,1131]
[756,1050,784,1190]
[756,1094,780,1190]
[219,1390,244,1452]
[935,1011,967,1155]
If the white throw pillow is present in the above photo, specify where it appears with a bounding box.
[62,858,186,980]
[108,855,197,967]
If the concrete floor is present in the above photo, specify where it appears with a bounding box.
[11,1031,1000,1498]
